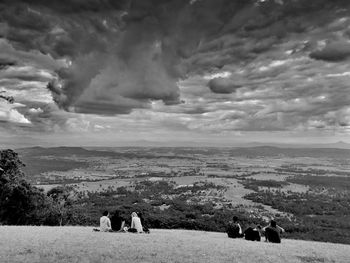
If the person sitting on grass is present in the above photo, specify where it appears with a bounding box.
[255,225,264,239]
[100,210,112,232]
[128,212,143,233]
[93,210,112,232]
[264,220,284,243]
[111,210,125,232]
[226,216,244,238]
[244,224,261,241]
[138,211,150,234]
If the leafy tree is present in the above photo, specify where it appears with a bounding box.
[47,186,73,226]
[0,149,55,225]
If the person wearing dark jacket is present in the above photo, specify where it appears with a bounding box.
[226,216,244,238]
[244,224,261,241]
[110,210,125,232]
[264,220,283,243]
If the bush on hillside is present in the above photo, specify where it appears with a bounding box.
[0,149,61,225]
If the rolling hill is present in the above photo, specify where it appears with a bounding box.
[16,145,350,159]
[0,226,349,263]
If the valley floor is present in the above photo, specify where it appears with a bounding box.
[0,226,349,263]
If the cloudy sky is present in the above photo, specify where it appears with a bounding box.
[1,0,350,147]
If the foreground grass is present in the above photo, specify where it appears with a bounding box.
[0,226,349,263]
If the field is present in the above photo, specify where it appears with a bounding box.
[0,226,349,263]
[13,146,350,244]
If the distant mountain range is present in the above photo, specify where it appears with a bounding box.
[91,140,350,149]
[86,140,350,149]
[238,141,350,149]
[4,140,350,150]
[14,144,350,159]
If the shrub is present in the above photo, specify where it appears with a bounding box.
[0,149,59,225]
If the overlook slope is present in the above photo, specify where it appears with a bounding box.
[0,226,349,263]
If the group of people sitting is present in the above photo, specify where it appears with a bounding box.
[95,210,150,233]
[95,211,283,242]
[226,216,284,243]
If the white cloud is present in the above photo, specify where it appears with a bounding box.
[0,103,31,124]
[65,117,91,132]
[203,71,232,80]
[28,108,44,114]
[326,72,350,77]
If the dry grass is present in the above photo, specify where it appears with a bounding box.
[1,226,349,263]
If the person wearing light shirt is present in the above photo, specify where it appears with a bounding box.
[100,211,112,232]
[129,212,143,233]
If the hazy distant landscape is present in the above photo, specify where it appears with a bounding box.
[14,145,350,244]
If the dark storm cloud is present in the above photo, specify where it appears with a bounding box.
[0,39,65,71]
[2,0,350,136]
[1,0,259,115]
[309,41,350,62]
[0,58,16,70]
[73,99,148,115]
[0,0,129,14]
[208,77,243,94]
[40,0,196,115]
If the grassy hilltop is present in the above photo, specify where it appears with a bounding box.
[0,226,349,263]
